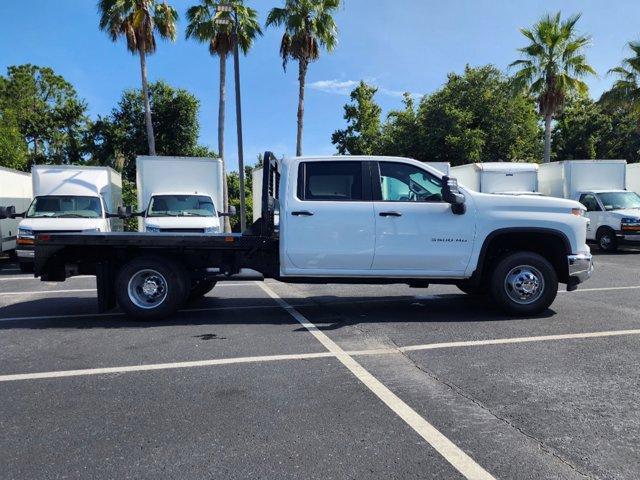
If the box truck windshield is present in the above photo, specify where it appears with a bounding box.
[27,195,102,218]
[147,194,216,218]
[597,191,640,211]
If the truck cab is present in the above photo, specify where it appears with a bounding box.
[576,189,640,251]
[142,192,221,233]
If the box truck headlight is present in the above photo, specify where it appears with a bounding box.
[146,225,161,233]
[621,218,640,232]
[17,228,34,245]
[83,228,101,233]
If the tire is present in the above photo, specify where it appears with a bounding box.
[596,228,618,252]
[186,280,217,302]
[456,282,488,296]
[490,251,558,316]
[19,262,34,273]
[115,256,189,321]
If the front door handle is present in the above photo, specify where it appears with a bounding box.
[292,210,314,216]
[379,211,402,217]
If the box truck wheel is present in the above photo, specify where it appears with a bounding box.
[115,256,189,320]
[490,252,558,316]
[187,279,217,302]
[596,227,618,252]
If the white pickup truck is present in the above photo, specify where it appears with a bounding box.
[6,153,593,320]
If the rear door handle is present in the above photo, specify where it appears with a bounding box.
[379,211,402,217]
[292,210,314,216]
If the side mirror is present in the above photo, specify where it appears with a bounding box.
[0,206,20,219]
[107,206,140,219]
[442,176,466,215]
[218,205,237,217]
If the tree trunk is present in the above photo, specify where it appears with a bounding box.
[543,113,552,163]
[139,49,156,156]
[296,58,308,157]
[219,53,231,232]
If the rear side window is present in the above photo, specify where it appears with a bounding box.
[579,194,600,212]
[298,162,363,201]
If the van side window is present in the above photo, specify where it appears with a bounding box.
[379,162,443,202]
[580,194,600,212]
[298,162,363,201]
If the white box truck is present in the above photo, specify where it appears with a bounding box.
[13,165,122,272]
[539,160,640,251]
[136,156,226,233]
[451,162,540,195]
[627,163,640,195]
[0,167,32,256]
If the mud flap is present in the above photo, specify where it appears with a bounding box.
[96,262,116,312]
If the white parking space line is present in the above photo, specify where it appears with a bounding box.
[398,329,640,353]
[257,282,495,480]
[0,351,335,382]
[560,285,640,293]
[0,289,96,296]
[0,275,94,282]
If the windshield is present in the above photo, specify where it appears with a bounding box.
[26,195,102,218]
[147,195,216,217]
[596,192,640,211]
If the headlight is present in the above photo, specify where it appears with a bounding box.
[18,228,34,238]
[83,228,100,233]
[621,217,640,224]
[146,225,161,232]
[204,226,218,233]
[621,217,640,231]
[571,208,585,217]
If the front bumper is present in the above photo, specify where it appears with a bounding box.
[567,253,593,286]
[616,231,640,244]
[16,246,34,262]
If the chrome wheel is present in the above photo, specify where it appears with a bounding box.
[599,233,612,249]
[504,265,545,305]
[127,269,168,309]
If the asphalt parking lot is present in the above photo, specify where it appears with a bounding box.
[1,251,639,480]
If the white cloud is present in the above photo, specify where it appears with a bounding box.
[309,79,422,99]
[308,79,359,95]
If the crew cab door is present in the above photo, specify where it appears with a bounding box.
[578,193,602,241]
[371,161,475,275]
[281,160,375,273]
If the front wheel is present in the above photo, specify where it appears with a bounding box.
[115,256,189,320]
[597,228,618,252]
[490,252,558,316]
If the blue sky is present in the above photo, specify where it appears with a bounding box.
[1,0,640,171]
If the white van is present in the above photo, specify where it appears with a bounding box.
[451,162,540,195]
[539,160,640,251]
[136,156,225,233]
[15,165,122,271]
[0,167,32,255]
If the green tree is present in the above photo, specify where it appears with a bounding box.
[601,41,640,131]
[417,65,541,165]
[0,64,88,165]
[511,12,596,163]
[98,0,178,156]
[552,96,608,160]
[0,109,28,170]
[226,164,255,232]
[331,81,382,155]
[87,81,207,180]
[380,93,422,159]
[266,0,339,156]
[186,0,262,231]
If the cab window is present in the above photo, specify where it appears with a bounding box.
[579,194,601,212]
[298,161,363,201]
[379,162,443,202]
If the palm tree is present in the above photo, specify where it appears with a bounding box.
[186,0,261,231]
[266,0,339,156]
[601,41,640,130]
[510,12,595,163]
[98,0,178,156]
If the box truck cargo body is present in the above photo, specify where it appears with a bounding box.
[0,167,32,254]
[15,165,122,271]
[627,163,640,195]
[136,156,225,233]
[539,160,640,251]
[451,162,539,194]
